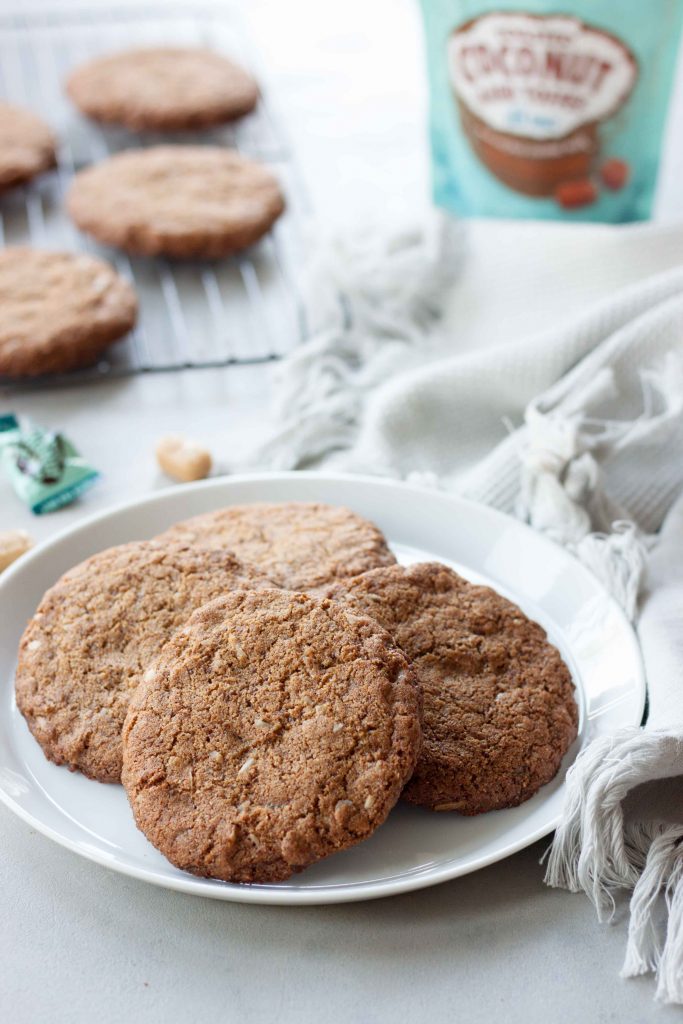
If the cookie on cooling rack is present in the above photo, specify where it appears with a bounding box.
[122,589,421,883]
[67,146,285,259]
[15,541,273,783]
[157,502,397,591]
[66,47,259,131]
[325,562,578,815]
[0,101,56,192]
[0,248,137,378]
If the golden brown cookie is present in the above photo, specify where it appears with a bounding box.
[15,542,273,783]
[67,146,285,258]
[0,101,56,192]
[66,47,259,131]
[326,562,578,815]
[0,248,138,378]
[158,502,397,591]
[122,589,421,883]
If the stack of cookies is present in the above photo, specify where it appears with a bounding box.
[0,47,285,378]
[15,502,578,885]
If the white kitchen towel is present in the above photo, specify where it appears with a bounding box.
[545,494,683,1004]
[253,217,683,1002]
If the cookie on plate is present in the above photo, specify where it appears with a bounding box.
[326,562,578,814]
[0,248,137,378]
[122,589,421,883]
[0,101,56,192]
[67,146,285,258]
[15,542,272,783]
[66,47,259,131]
[158,502,397,591]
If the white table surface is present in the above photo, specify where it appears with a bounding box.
[2,1,682,1020]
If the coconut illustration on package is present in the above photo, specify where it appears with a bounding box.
[447,12,637,202]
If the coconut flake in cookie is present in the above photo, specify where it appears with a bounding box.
[325,562,578,814]
[122,589,421,883]
[15,542,273,782]
[158,502,397,591]
[0,248,137,378]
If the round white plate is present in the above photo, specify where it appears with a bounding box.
[0,472,645,904]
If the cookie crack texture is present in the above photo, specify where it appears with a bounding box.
[324,561,578,815]
[14,542,272,783]
[156,502,397,591]
[121,589,421,883]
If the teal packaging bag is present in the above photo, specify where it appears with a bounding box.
[419,0,683,221]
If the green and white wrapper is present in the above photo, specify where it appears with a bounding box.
[0,414,99,514]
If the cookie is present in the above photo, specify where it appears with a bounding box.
[122,589,421,883]
[0,101,56,192]
[15,542,272,783]
[0,248,137,378]
[66,47,259,131]
[158,502,397,591]
[326,563,578,814]
[67,146,285,258]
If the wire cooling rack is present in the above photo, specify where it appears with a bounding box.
[0,4,308,389]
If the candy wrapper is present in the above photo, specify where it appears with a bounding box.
[0,414,99,514]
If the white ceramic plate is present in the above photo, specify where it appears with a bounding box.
[0,473,645,904]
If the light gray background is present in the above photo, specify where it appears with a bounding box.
[3,1,683,1019]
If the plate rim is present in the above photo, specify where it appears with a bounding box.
[0,471,646,904]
